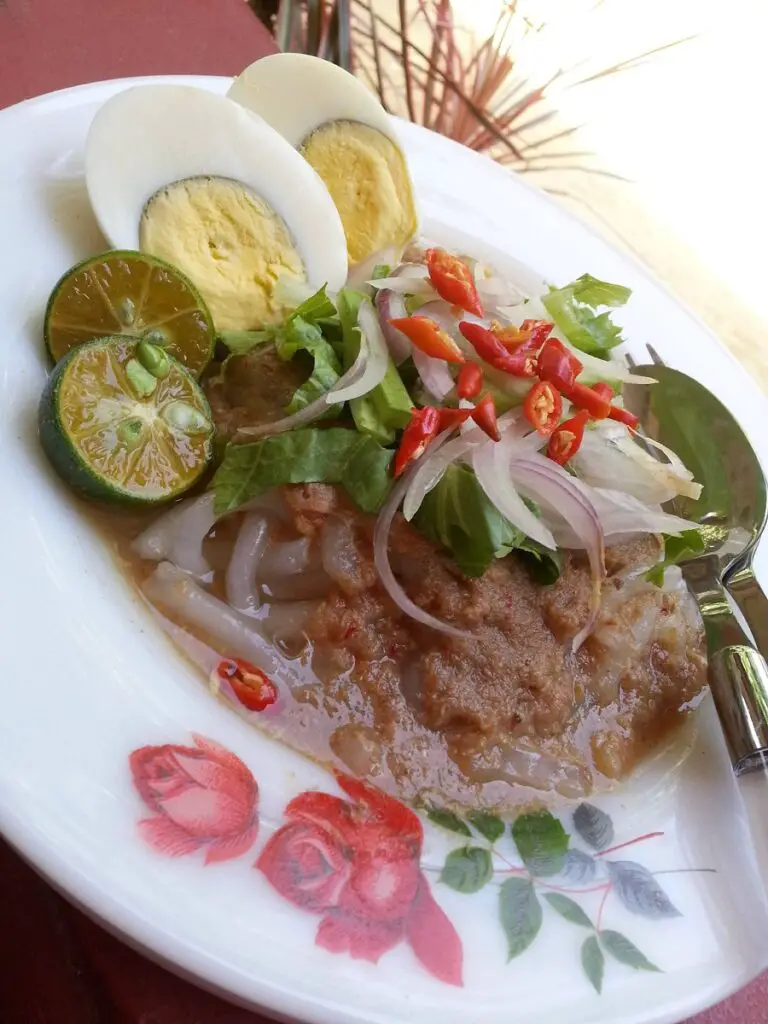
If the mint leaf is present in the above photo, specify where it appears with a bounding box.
[646,528,705,586]
[511,811,569,877]
[210,428,393,516]
[371,263,392,281]
[543,273,631,358]
[499,878,542,960]
[440,847,493,893]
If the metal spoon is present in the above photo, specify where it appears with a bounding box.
[623,357,768,774]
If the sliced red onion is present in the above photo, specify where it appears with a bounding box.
[132,493,217,578]
[628,429,702,498]
[374,473,473,639]
[472,433,557,550]
[346,245,398,291]
[234,390,338,440]
[412,345,455,402]
[509,452,605,651]
[591,488,698,538]
[375,288,411,365]
[402,430,477,521]
[368,268,434,298]
[225,513,269,613]
[326,297,389,403]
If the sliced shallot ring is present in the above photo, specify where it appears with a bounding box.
[376,288,411,365]
[374,472,473,639]
[326,297,389,403]
[412,345,454,401]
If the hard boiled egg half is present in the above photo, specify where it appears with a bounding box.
[228,54,419,269]
[85,84,348,331]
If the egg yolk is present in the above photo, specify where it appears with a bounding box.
[139,177,306,331]
[301,121,417,265]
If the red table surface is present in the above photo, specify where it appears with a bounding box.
[0,1,764,1020]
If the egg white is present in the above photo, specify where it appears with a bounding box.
[85,84,348,293]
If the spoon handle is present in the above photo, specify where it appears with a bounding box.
[725,561,768,657]
[683,560,768,773]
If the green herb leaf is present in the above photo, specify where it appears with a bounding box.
[581,935,605,993]
[425,806,472,837]
[441,847,493,894]
[543,273,631,358]
[291,284,337,324]
[275,316,342,414]
[337,287,413,444]
[600,930,661,972]
[499,878,542,960]
[645,528,705,586]
[511,811,569,877]
[210,428,393,516]
[218,329,276,356]
[371,264,392,281]
[467,811,505,843]
[516,539,563,585]
[413,464,526,577]
[543,893,594,929]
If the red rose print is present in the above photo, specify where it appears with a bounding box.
[257,773,463,986]
[130,734,258,864]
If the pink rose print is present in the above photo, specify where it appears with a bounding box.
[130,734,258,864]
[257,773,463,986]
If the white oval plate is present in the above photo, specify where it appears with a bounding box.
[0,76,767,1024]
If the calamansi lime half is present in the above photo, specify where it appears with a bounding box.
[44,250,215,377]
[39,336,214,505]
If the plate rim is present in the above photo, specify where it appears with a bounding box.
[0,73,765,1024]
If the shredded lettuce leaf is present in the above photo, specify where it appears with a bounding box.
[413,464,560,581]
[274,316,342,414]
[645,528,704,586]
[337,288,413,444]
[210,428,394,516]
[543,273,631,358]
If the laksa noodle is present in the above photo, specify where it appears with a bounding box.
[37,58,707,814]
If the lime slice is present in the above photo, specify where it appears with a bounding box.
[39,336,214,506]
[44,250,215,376]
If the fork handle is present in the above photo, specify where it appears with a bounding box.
[725,561,768,657]
[710,646,768,775]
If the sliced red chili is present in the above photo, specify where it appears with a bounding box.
[472,393,501,442]
[607,404,640,429]
[456,362,483,399]
[389,316,465,364]
[459,321,537,377]
[520,319,555,348]
[547,410,590,466]
[523,380,562,437]
[425,248,484,317]
[394,406,440,477]
[537,338,583,392]
[216,658,278,712]
[590,382,614,402]
[564,381,612,420]
[437,406,474,432]
[491,319,553,353]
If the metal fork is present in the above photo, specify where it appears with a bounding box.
[625,345,768,774]
[628,344,768,656]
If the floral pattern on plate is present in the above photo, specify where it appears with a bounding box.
[130,734,711,993]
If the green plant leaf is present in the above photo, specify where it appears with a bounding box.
[210,428,393,516]
[581,935,605,993]
[542,273,631,357]
[543,893,594,929]
[499,877,542,960]
[426,806,472,837]
[275,316,342,414]
[645,529,705,586]
[467,811,505,843]
[573,803,614,851]
[511,811,569,877]
[600,930,661,972]
[441,847,493,894]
